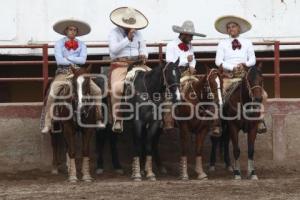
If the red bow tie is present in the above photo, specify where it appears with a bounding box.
[232,39,242,50]
[65,39,79,51]
[178,42,189,52]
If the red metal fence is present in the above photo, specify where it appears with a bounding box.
[0,41,300,99]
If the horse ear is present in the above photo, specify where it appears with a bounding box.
[257,62,263,71]
[70,65,76,74]
[86,64,92,73]
[204,64,210,73]
[174,59,180,66]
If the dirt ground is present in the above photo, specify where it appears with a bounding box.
[0,161,299,200]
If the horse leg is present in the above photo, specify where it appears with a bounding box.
[152,129,167,174]
[50,133,60,174]
[179,123,189,180]
[144,121,160,181]
[229,123,241,180]
[109,127,123,174]
[247,123,258,180]
[195,129,208,180]
[95,128,105,174]
[131,121,143,181]
[63,123,77,182]
[81,128,94,182]
[209,136,218,172]
[222,122,233,172]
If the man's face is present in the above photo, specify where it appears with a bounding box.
[181,34,193,44]
[226,22,240,38]
[65,26,78,39]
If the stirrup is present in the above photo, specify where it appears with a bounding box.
[257,120,267,134]
[112,120,123,133]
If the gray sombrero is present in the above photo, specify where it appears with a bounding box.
[110,7,148,30]
[53,19,91,36]
[172,20,206,37]
[215,15,252,34]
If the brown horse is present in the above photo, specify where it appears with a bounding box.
[176,68,223,180]
[222,65,264,180]
[50,65,100,182]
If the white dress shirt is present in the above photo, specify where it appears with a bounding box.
[108,27,148,60]
[166,38,196,68]
[54,37,87,66]
[215,37,256,71]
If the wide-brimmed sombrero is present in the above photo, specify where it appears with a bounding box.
[215,15,252,34]
[53,19,91,36]
[110,7,148,30]
[172,20,206,37]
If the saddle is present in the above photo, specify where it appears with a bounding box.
[125,65,148,83]
[222,67,247,105]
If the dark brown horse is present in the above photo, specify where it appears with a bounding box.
[50,65,100,182]
[222,65,264,180]
[176,68,223,180]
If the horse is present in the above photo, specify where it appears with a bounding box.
[124,60,181,181]
[94,94,123,175]
[222,65,264,180]
[208,121,232,172]
[176,68,223,180]
[50,64,101,182]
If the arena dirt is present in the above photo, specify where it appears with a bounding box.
[0,160,299,200]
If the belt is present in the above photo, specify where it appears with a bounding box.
[56,64,81,74]
[112,56,140,62]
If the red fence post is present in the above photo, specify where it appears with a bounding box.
[158,43,163,64]
[274,41,281,98]
[42,44,49,100]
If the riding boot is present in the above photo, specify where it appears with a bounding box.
[81,157,92,182]
[131,157,142,181]
[195,156,207,180]
[145,156,156,181]
[163,102,175,131]
[95,106,105,129]
[180,156,189,180]
[209,119,222,137]
[68,158,78,182]
[257,120,267,134]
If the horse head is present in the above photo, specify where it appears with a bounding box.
[163,59,181,102]
[245,63,264,103]
[206,66,223,107]
[70,64,92,107]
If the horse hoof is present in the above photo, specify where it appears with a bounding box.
[197,173,208,180]
[132,177,142,182]
[114,169,124,175]
[180,176,189,181]
[159,167,168,174]
[234,175,242,180]
[68,176,78,183]
[140,170,146,176]
[147,176,156,181]
[96,168,104,175]
[249,175,259,180]
[82,175,93,182]
[209,166,216,172]
[226,166,233,172]
[51,168,58,175]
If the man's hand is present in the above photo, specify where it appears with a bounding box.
[187,55,193,63]
[127,29,136,41]
[189,67,196,74]
[138,54,147,64]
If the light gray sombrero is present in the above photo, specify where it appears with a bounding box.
[172,20,206,37]
[53,19,91,36]
[110,7,148,30]
[215,15,252,34]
